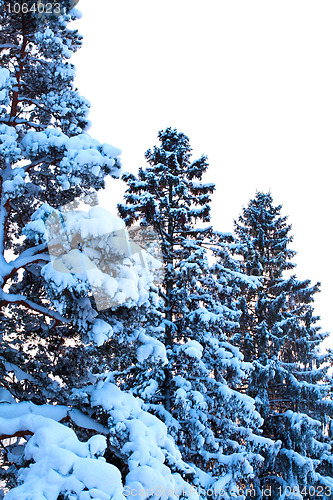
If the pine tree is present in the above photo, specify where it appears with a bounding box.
[233,191,333,497]
[0,0,123,403]
[119,129,274,496]
[0,4,191,498]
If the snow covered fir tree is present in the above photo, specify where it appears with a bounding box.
[1,1,333,499]
[118,128,276,495]
[231,192,333,497]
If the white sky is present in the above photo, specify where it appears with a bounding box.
[72,0,333,341]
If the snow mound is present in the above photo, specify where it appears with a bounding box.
[0,407,125,500]
[0,125,21,163]
[89,381,197,500]
[181,340,203,360]
[136,331,167,364]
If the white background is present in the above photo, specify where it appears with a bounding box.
[73,0,333,341]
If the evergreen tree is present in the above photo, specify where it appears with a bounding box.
[0,0,122,403]
[0,4,191,498]
[233,191,333,498]
[119,129,274,496]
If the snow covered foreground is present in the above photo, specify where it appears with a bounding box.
[0,382,197,500]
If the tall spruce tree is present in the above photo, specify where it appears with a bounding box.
[233,191,333,498]
[118,129,275,496]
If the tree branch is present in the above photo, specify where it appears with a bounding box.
[0,430,33,441]
[0,290,69,323]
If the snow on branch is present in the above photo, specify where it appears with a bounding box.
[0,404,125,500]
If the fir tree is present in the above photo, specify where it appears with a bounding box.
[233,191,333,497]
[119,129,274,495]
